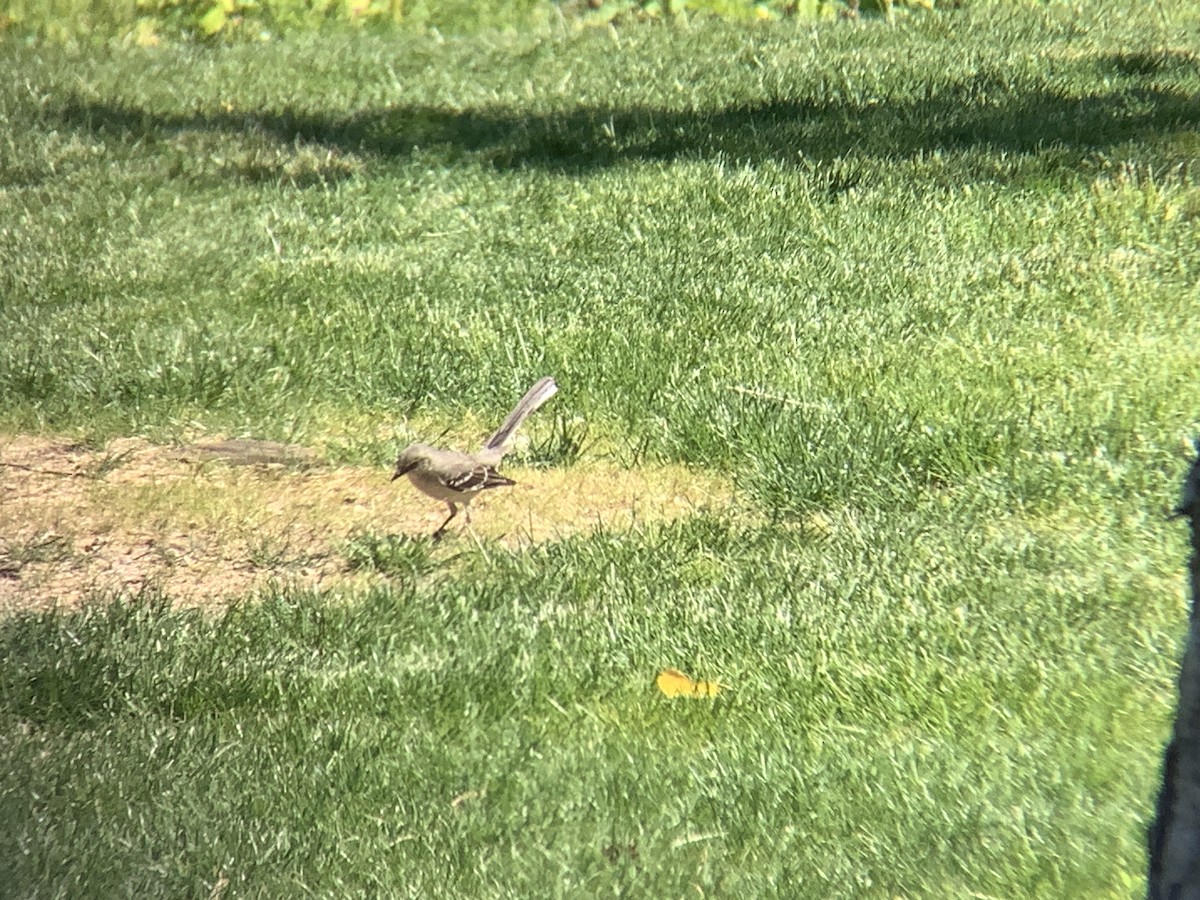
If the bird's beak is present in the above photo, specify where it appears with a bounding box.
[392,461,415,481]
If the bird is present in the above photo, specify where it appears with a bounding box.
[392,376,558,540]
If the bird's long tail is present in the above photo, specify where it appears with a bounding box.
[484,376,558,451]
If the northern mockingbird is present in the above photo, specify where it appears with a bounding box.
[392,376,558,540]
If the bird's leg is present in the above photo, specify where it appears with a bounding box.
[432,502,458,541]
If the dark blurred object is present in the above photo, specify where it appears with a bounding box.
[1147,439,1200,900]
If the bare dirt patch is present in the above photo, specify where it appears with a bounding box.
[0,436,733,616]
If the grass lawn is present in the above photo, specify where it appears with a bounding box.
[1,2,1198,896]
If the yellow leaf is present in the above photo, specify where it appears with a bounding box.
[655,668,722,699]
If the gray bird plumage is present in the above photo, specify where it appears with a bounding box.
[392,377,558,539]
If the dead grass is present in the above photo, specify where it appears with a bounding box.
[0,435,734,615]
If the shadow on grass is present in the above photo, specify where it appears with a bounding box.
[51,55,1200,178]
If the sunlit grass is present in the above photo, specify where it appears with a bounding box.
[1,1,1198,896]
[0,492,1184,896]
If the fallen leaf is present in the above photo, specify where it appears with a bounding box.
[655,668,722,699]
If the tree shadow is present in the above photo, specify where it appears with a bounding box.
[51,51,1200,181]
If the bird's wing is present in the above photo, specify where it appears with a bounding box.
[445,464,516,493]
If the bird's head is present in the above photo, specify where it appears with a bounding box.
[391,444,429,481]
